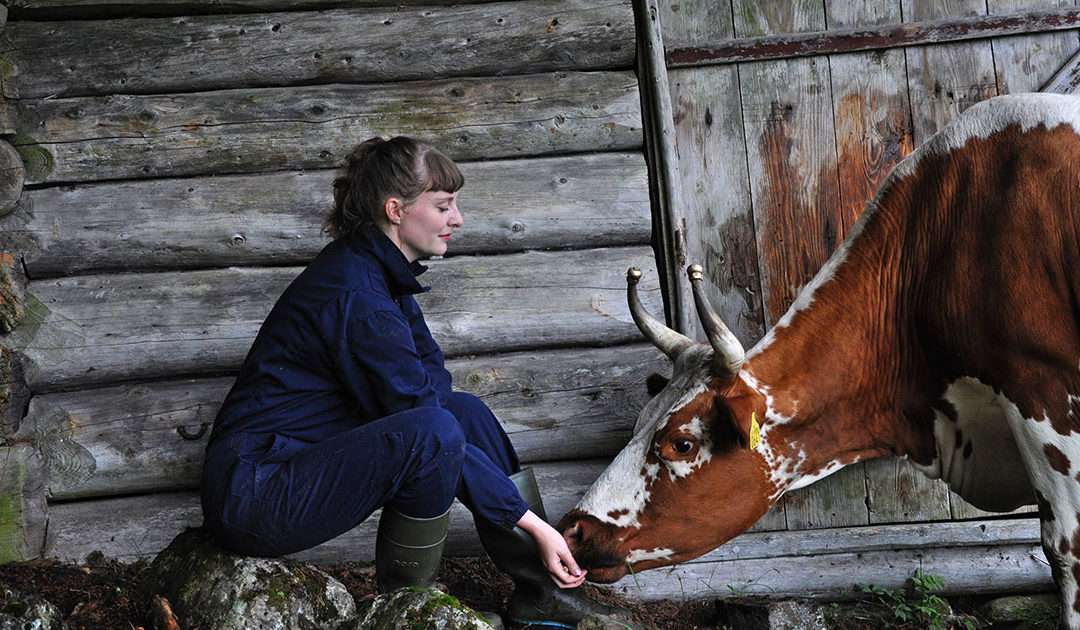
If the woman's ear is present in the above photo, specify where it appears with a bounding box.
[384,197,405,225]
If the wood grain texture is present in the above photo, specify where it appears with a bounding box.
[2,153,650,277]
[989,0,1079,95]
[20,344,666,500]
[11,71,643,184]
[44,482,1051,601]
[2,0,634,99]
[8,246,662,392]
[9,0,496,19]
[0,444,45,563]
[43,459,609,564]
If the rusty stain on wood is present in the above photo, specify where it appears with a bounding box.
[0,253,22,335]
[669,7,1080,67]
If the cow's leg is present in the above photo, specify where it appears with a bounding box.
[1002,403,1080,629]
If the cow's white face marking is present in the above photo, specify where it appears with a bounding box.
[576,345,715,528]
[911,377,1034,511]
[626,547,674,564]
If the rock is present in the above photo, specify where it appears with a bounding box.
[348,587,494,630]
[984,593,1060,625]
[143,527,356,630]
[0,588,68,630]
[716,598,827,630]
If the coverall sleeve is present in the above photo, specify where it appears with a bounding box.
[344,308,444,415]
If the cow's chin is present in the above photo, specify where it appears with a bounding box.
[585,563,628,583]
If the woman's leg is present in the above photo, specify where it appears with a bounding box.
[203,406,464,556]
[444,392,530,529]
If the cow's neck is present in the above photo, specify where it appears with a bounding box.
[740,189,935,495]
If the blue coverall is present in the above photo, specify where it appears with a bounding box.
[200,225,531,556]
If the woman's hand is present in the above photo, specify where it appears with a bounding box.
[516,510,587,589]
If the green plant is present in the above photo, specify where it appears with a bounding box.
[858,569,951,629]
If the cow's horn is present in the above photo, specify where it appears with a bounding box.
[687,264,745,379]
[626,267,693,359]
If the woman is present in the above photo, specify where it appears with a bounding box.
[200,136,618,628]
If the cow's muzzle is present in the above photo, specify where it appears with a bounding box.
[559,512,628,583]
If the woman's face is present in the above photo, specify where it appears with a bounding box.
[394,190,463,262]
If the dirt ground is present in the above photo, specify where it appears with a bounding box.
[0,555,717,629]
[0,555,1055,629]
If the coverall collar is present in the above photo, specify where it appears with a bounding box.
[347,224,429,295]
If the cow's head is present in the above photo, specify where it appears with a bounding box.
[558,265,776,583]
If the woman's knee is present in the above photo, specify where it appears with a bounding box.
[390,406,465,457]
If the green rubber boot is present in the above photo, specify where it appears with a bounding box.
[375,505,450,593]
[475,468,627,629]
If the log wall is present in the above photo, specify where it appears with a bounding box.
[1,0,1076,605]
[0,0,679,571]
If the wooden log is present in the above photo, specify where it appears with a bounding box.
[11,246,663,392]
[43,479,1052,602]
[9,0,497,19]
[0,443,46,562]
[613,540,1052,601]
[20,344,666,500]
[0,141,24,217]
[11,71,643,184]
[4,153,650,277]
[43,459,609,564]
[666,7,1080,68]
[0,253,29,435]
[2,0,634,100]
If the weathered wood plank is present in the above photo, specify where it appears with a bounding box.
[903,0,999,146]
[20,344,666,500]
[735,2,863,532]
[2,1,634,100]
[43,459,609,564]
[0,443,46,562]
[865,457,952,523]
[7,246,662,392]
[989,0,1079,95]
[1043,47,1080,94]
[1,153,650,277]
[667,7,1080,68]
[0,252,29,435]
[636,0,694,336]
[45,481,1052,601]
[739,59,841,331]
[664,9,767,351]
[613,541,1052,601]
[11,71,642,184]
[9,0,496,20]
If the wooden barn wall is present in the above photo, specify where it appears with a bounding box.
[0,0,678,572]
[628,0,1080,600]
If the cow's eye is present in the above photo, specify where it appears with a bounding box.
[672,438,694,454]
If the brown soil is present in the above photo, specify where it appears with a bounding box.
[0,555,718,629]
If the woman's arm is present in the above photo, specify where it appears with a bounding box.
[516,510,587,589]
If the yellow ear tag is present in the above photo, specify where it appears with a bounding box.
[749,412,761,450]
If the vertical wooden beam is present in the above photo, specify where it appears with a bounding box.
[0,443,46,562]
[635,0,694,335]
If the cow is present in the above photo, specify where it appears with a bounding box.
[558,92,1080,628]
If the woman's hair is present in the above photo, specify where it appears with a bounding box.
[325,136,464,239]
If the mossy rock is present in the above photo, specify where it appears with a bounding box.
[0,587,68,630]
[348,587,494,630]
[143,527,355,630]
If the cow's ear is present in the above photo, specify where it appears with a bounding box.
[646,373,669,397]
[722,399,760,451]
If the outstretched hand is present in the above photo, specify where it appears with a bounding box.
[516,510,587,588]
